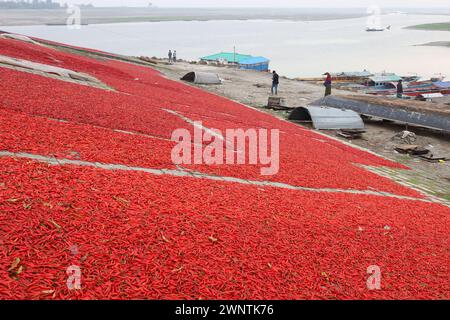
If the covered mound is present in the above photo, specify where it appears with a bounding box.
[181,71,222,84]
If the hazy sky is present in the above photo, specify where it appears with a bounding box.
[57,0,450,8]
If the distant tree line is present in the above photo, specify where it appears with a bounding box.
[0,1,95,9]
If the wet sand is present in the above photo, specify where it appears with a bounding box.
[0,8,369,26]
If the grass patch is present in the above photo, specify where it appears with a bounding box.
[406,22,450,31]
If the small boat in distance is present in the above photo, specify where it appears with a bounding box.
[366,26,391,32]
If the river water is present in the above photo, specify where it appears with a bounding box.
[1,13,449,79]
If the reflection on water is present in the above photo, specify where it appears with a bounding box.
[1,14,449,79]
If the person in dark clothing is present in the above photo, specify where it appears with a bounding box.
[272,71,279,95]
[397,79,403,98]
[323,72,332,96]
[168,50,172,63]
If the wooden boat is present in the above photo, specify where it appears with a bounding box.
[366,87,447,97]
[366,27,385,32]
[366,26,391,32]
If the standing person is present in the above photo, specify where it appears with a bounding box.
[323,72,332,96]
[271,71,279,96]
[168,50,172,63]
[173,50,177,63]
[397,79,403,98]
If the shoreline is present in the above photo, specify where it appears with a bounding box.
[3,14,450,81]
[0,8,371,27]
[1,7,449,27]
[0,16,369,27]
[0,15,371,27]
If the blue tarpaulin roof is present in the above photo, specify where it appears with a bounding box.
[200,52,252,63]
[434,81,450,88]
[239,56,270,65]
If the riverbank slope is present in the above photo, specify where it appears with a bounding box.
[0,33,449,299]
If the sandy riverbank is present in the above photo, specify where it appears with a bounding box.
[153,60,450,201]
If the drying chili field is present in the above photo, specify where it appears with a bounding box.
[0,35,449,300]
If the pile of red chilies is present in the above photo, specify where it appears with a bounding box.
[0,37,448,300]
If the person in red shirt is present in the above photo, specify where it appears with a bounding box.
[323,72,332,96]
